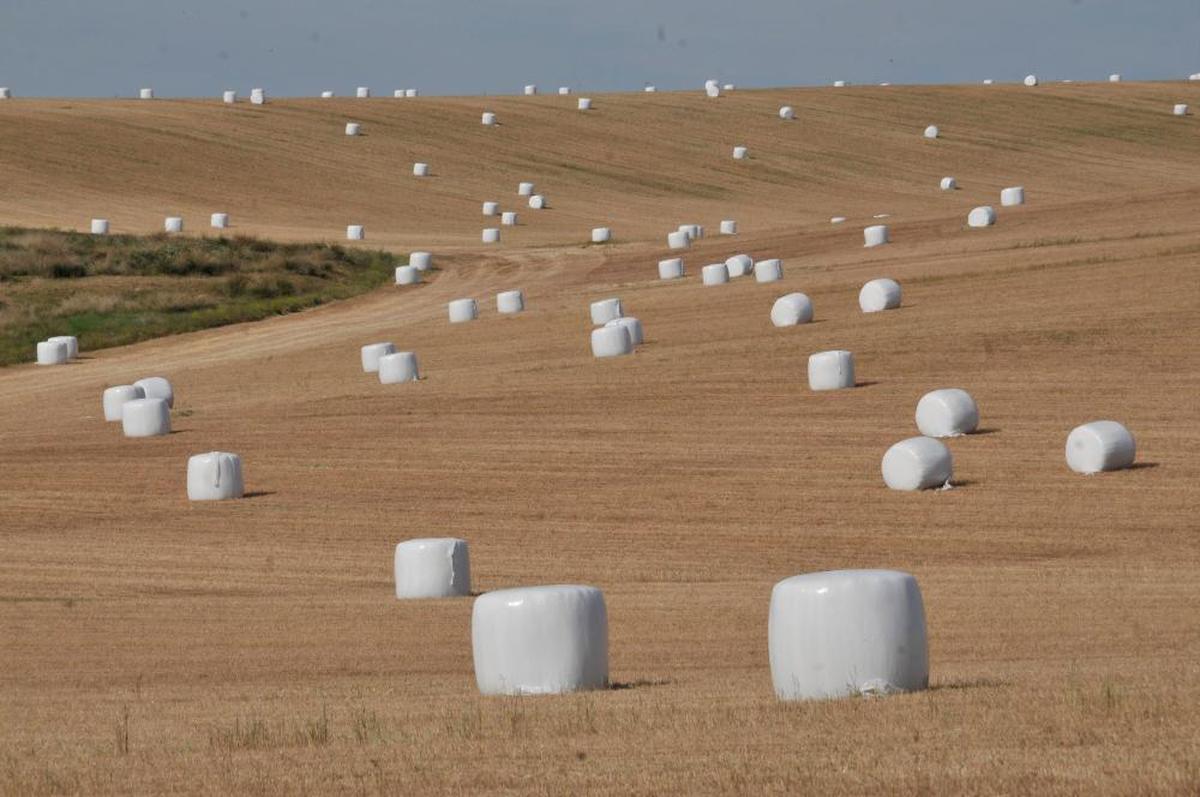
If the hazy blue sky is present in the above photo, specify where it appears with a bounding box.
[2,0,1198,97]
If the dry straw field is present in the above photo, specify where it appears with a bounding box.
[1,82,1198,794]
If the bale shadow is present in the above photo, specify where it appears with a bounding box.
[1128,462,1159,470]
[610,677,672,691]
[168,429,190,435]
[242,491,276,499]
[855,380,880,388]
[929,678,1010,691]
[948,479,976,488]
[971,427,1001,435]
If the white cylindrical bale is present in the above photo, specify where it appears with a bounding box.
[394,265,421,285]
[345,122,361,136]
[808,350,855,391]
[1024,75,1038,87]
[409,251,432,271]
[395,539,470,599]
[702,263,729,286]
[529,195,546,209]
[1109,74,1121,82]
[770,293,813,327]
[830,216,847,224]
[723,83,734,91]
[102,385,144,421]
[139,88,153,100]
[121,398,171,438]
[164,216,183,233]
[833,80,846,87]
[501,211,518,226]
[482,227,500,243]
[725,254,753,278]
[1000,186,1025,206]
[517,181,535,196]
[1174,104,1189,116]
[982,79,994,85]
[497,289,525,314]
[90,218,109,235]
[704,79,721,98]
[720,219,737,235]
[915,389,979,437]
[0,88,10,99]
[769,570,929,700]
[210,212,229,229]
[356,86,370,98]
[413,162,430,177]
[482,112,497,126]
[186,452,244,501]
[589,298,623,325]
[223,90,236,104]
[558,87,570,95]
[1066,421,1136,474]
[448,298,479,324]
[863,225,889,247]
[482,201,499,216]
[320,90,334,98]
[590,326,632,358]
[379,351,420,383]
[923,125,939,139]
[882,437,953,490]
[859,278,902,313]
[732,146,748,160]
[250,88,265,105]
[472,585,608,695]
[405,89,418,98]
[679,223,704,240]
[394,90,405,98]
[591,227,611,243]
[361,342,395,373]
[779,106,795,120]
[36,340,69,366]
[605,316,643,346]
[658,258,684,280]
[667,230,690,250]
[577,97,592,110]
[347,225,364,241]
[644,85,656,92]
[46,335,78,359]
[524,84,537,96]
[940,176,957,190]
[133,376,174,408]
[968,206,996,227]
[754,258,783,283]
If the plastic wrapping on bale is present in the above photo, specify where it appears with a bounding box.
[644,85,656,92]
[1109,74,1121,82]
[409,252,432,271]
[1066,421,1136,474]
[379,352,420,384]
[940,177,957,190]
[139,88,154,100]
[658,258,685,280]
[345,122,361,136]
[705,79,721,98]
[769,570,929,700]
[222,90,236,104]
[472,585,608,695]
[395,539,470,599]
[590,326,632,358]
[590,298,623,325]
[393,90,404,98]
[702,263,729,286]
[1001,186,1025,206]
[863,225,889,247]
[725,254,753,278]
[771,293,813,327]
[413,162,430,177]
[91,219,109,235]
[122,398,171,438]
[518,182,535,196]
[320,90,334,98]
[924,125,939,139]
[250,88,265,105]
[667,231,690,250]
[497,290,525,314]
[578,98,592,110]
[720,219,738,235]
[164,217,183,233]
[1024,75,1038,87]
[187,452,244,501]
[103,385,144,421]
[529,195,546,209]
[448,299,479,324]
[482,201,499,216]
[591,227,611,243]
[755,259,783,283]
[356,87,370,98]
[558,87,571,95]
[830,216,846,224]
[394,265,421,285]
[360,342,396,373]
[0,88,10,99]
[405,89,418,98]
[502,212,518,226]
[605,316,644,346]
[833,80,846,87]
[808,350,855,391]
[916,389,979,437]
[36,340,69,366]
[882,437,953,490]
[732,146,748,160]
[982,79,994,85]
[524,85,537,96]
[133,377,174,408]
[482,228,500,243]
[968,206,996,227]
[347,225,364,240]
[1174,104,1189,116]
[859,278,902,313]
[779,106,795,120]
[482,112,497,126]
[207,213,229,231]
[679,224,704,240]
[47,335,78,360]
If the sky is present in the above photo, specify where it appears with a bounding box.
[1,0,1198,97]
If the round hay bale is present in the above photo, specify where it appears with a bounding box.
[769,570,928,700]
[133,376,174,408]
[186,452,244,501]
[139,88,154,100]
[916,389,979,437]
[250,88,265,105]
[394,89,405,98]
[320,90,334,98]
[523,85,537,96]
[754,258,783,283]
[863,225,889,247]
[558,87,570,95]
[482,112,497,126]
[413,162,430,177]
[501,211,518,226]
[605,316,643,345]
[379,352,420,383]
[164,216,183,234]
[858,278,902,313]
[658,258,685,280]
[591,227,611,243]
[395,538,470,599]
[702,263,730,286]
[705,79,721,97]
[808,350,854,391]
[940,176,957,190]
[1000,186,1025,206]
[968,206,996,227]
[770,293,813,327]
[720,219,738,235]
[667,231,690,250]
[409,251,432,271]
[529,194,546,209]
[448,299,478,324]
[346,225,365,240]
[679,223,704,240]
[518,182,535,196]
[0,88,10,99]
[577,97,592,111]
[121,398,171,438]
[1024,74,1038,87]
[497,289,525,314]
[830,216,846,224]
[345,122,361,136]
[779,106,795,120]
[1174,103,1189,116]
[482,227,500,243]
[405,89,418,98]
[360,342,395,373]
[210,212,229,229]
[46,335,78,359]
[724,254,753,278]
[589,298,623,325]
[36,340,69,366]
[590,326,632,358]
[882,437,952,490]
[91,219,109,235]
[833,80,847,87]
[356,86,370,98]
[923,125,939,139]
[482,201,500,216]
[102,385,144,421]
[472,585,608,695]
[644,85,656,92]
[222,90,236,104]
[723,83,734,91]
[732,145,748,160]
[1109,74,1121,82]
[982,79,994,85]
[394,265,421,285]
[1066,421,1136,474]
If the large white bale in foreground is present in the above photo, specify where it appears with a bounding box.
[940,176,957,190]
[356,86,370,98]
[91,219,109,235]
[501,211,518,226]
[223,90,236,104]
[881,437,953,491]
[916,389,979,437]
[164,216,183,233]
[859,278,902,313]
[103,385,144,421]
[379,352,420,383]
[518,181,535,196]
[725,254,753,278]
[482,201,499,216]
[46,335,78,359]
[658,258,684,280]
[448,298,478,324]
[732,145,748,160]
[361,342,396,373]
[187,452,244,501]
[605,316,643,345]
[968,206,996,227]
[472,585,608,695]
[863,225,889,247]
[1174,104,1189,116]
[589,298,623,325]
[122,398,171,438]
[779,106,795,120]
[210,212,229,229]
[524,85,537,96]
[413,162,430,177]
[1001,186,1025,206]
[578,97,592,110]
[529,194,546,209]
[409,251,432,271]
[591,227,611,243]
[36,340,69,366]
[755,258,783,283]
[590,326,632,358]
[1024,74,1039,87]
[133,376,174,408]
[395,539,470,599]
[808,350,855,391]
[394,265,421,285]
[482,111,497,126]
[347,225,364,240]
[667,230,690,250]
[702,263,729,286]
[345,122,361,136]
[923,125,939,139]
[769,570,929,700]
[497,289,525,314]
[482,227,500,243]
[770,293,813,327]
[720,219,738,235]
[1066,421,1136,474]
[139,88,154,100]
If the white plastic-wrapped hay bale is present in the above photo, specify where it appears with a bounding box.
[482,201,499,216]
[395,539,470,599]
[724,254,753,278]
[1109,74,1121,82]
[47,335,78,360]
[982,79,994,85]
[409,251,432,271]
[1066,421,1136,474]
[591,227,611,243]
[122,398,171,438]
[472,585,608,695]
[379,352,420,383]
[524,84,537,96]
[320,90,334,98]
[164,216,183,234]
[882,436,953,490]
[779,106,795,120]
[529,194,546,209]
[345,122,361,136]
[347,225,364,241]
[755,258,783,283]
[968,206,996,227]
[923,125,939,139]
[250,88,265,105]
[501,211,518,226]
[679,223,704,240]
[393,90,406,98]
[36,340,69,366]
[394,265,421,285]
[770,293,813,327]
[808,350,854,391]
[732,146,748,160]
[482,227,500,243]
[1001,186,1025,206]
[356,86,370,98]
[103,385,144,421]
[497,289,525,314]
[591,326,632,358]
[833,80,847,87]
[859,278,902,313]
[1024,74,1038,87]
[405,89,418,98]
[558,87,571,95]
[589,298,623,325]
[360,342,395,373]
[413,162,430,177]
[644,85,656,92]
[658,258,685,280]
[577,97,592,111]
[940,176,957,190]
[605,316,643,346]
[517,181,535,196]
[482,111,496,126]
[133,376,174,408]
[1173,104,1189,116]
[448,298,478,324]
[187,452,244,501]
[831,216,846,224]
[769,570,929,700]
[139,88,154,100]
[916,389,979,437]
[723,83,734,91]
[667,230,690,250]
[0,88,10,99]
[863,225,889,247]
[705,79,721,97]
[222,90,236,104]
[717,219,736,235]
[91,218,109,235]
[210,212,229,229]
[702,263,729,286]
